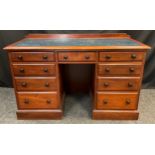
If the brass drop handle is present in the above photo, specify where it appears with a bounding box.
[105,67,110,72]
[43,68,48,72]
[103,99,108,104]
[24,99,29,104]
[129,67,135,72]
[45,82,50,87]
[103,82,109,87]
[131,54,137,59]
[128,82,133,87]
[21,82,27,87]
[105,55,111,59]
[64,56,68,60]
[126,99,131,105]
[17,55,23,60]
[43,55,48,60]
[19,68,25,73]
[85,55,90,59]
[46,99,52,104]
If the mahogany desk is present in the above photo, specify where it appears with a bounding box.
[4,33,150,120]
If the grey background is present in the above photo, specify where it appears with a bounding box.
[0,30,154,88]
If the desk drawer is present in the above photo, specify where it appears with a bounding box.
[99,52,145,62]
[11,52,55,62]
[97,77,140,91]
[12,63,56,76]
[15,77,57,91]
[58,52,96,62]
[17,92,59,109]
[98,62,142,76]
[96,92,138,110]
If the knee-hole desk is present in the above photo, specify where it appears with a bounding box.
[4,33,150,120]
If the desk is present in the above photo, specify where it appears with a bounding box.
[4,33,150,120]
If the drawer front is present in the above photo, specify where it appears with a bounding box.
[98,62,142,76]
[12,64,56,76]
[99,52,145,62]
[15,77,57,91]
[96,92,138,110]
[97,77,140,91]
[58,52,96,62]
[17,92,59,109]
[11,52,55,62]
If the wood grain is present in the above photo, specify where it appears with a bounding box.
[15,77,57,91]
[25,33,131,38]
[16,109,63,120]
[97,77,141,91]
[96,92,138,110]
[58,51,97,62]
[11,52,55,62]
[99,52,145,62]
[17,92,59,109]
[3,33,150,120]
[93,109,139,120]
[12,63,56,76]
[98,62,142,76]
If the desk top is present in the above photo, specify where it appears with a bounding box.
[4,33,150,50]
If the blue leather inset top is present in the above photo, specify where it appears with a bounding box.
[15,38,141,47]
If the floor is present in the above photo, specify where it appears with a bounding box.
[0,88,155,124]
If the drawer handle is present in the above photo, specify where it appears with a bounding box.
[105,55,111,59]
[24,99,29,104]
[17,55,23,60]
[45,82,50,87]
[129,67,135,72]
[85,55,90,59]
[21,82,27,87]
[46,99,52,104]
[105,67,110,72]
[43,68,48,72]
[64,56,68,60]
[103,82,109,87]
[43,55,48,60]
[19,68,25,73]
[103,99,108,104]
[126,99,131,105]
[128,82,133,87]
[131,54,137,59]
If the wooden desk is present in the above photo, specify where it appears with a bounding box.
[4,33,150,120]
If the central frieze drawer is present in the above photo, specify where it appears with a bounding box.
[96,92,138,110]
[97,77,140,91]
[17,92,59,109]
[58,52,96,62]
[99,52,145,62]
[15,77,57,91]
[12,63,56,76]
[11,52,55,62]
[98,62,142,76]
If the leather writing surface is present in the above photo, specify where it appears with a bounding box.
[15,38,141,47]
